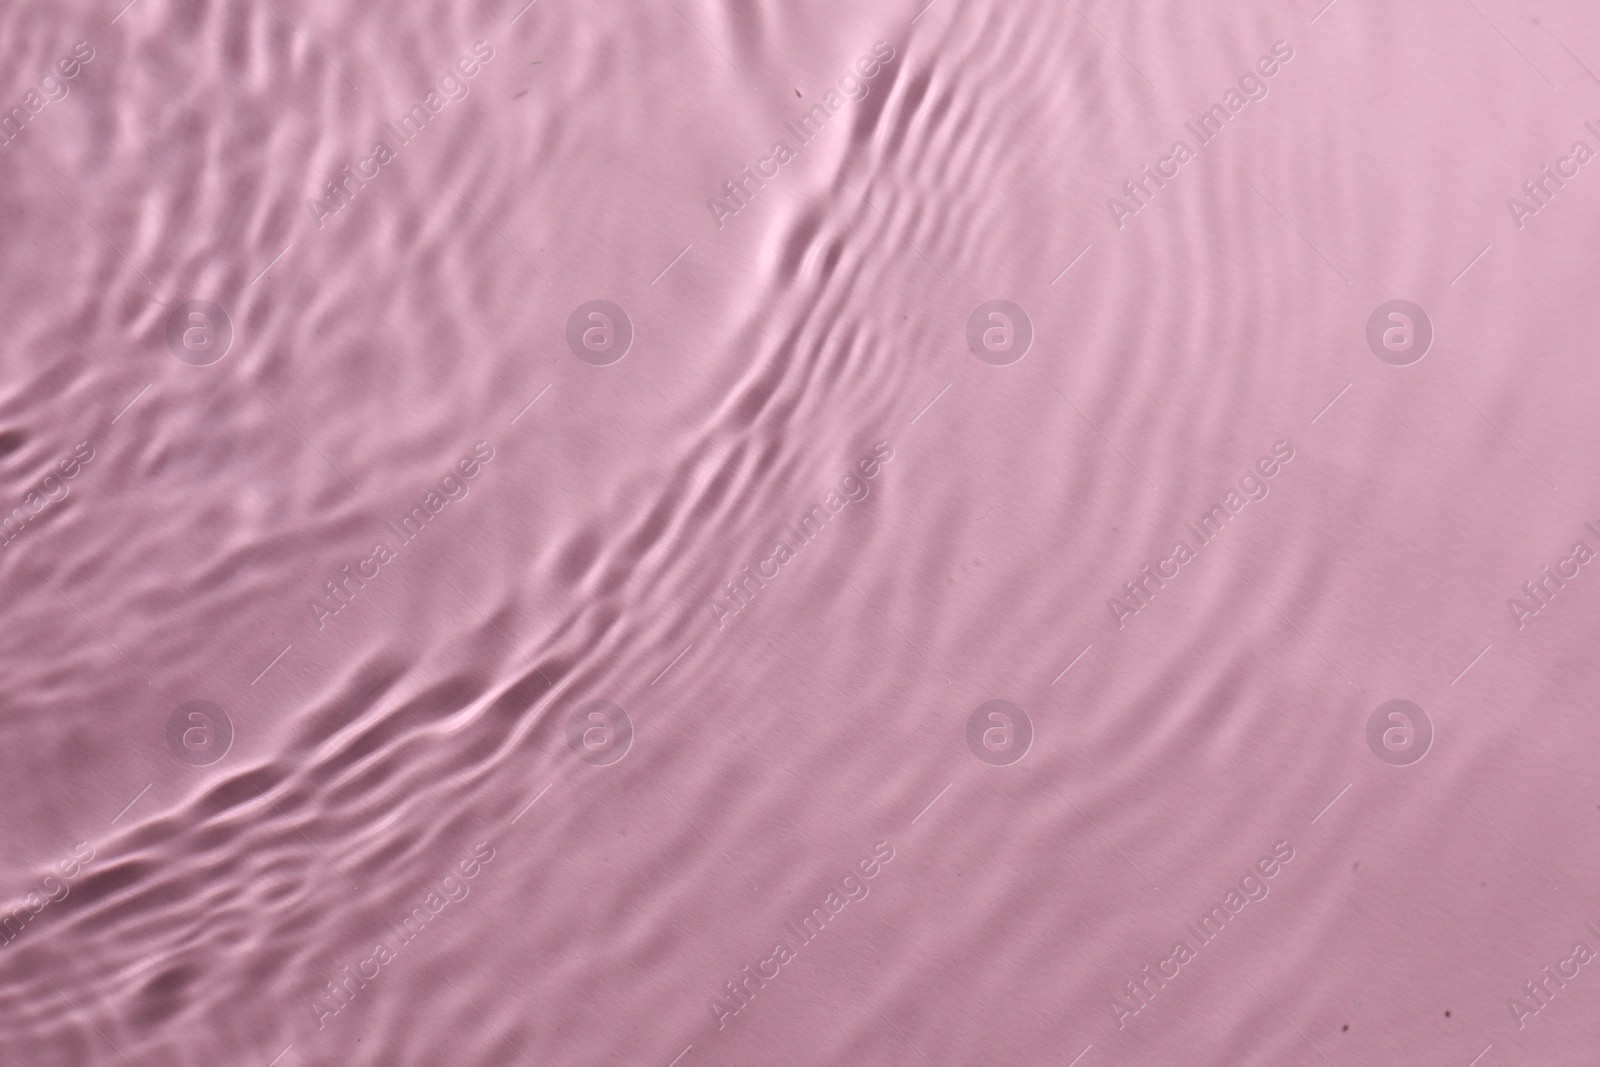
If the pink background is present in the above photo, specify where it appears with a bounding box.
[1,0,1599,1064]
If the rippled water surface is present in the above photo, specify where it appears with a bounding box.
[4,0,1600,1064]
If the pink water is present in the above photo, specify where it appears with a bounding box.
[3,0,1600,1064]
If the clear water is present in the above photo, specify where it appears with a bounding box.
[3,1,1599,1064]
